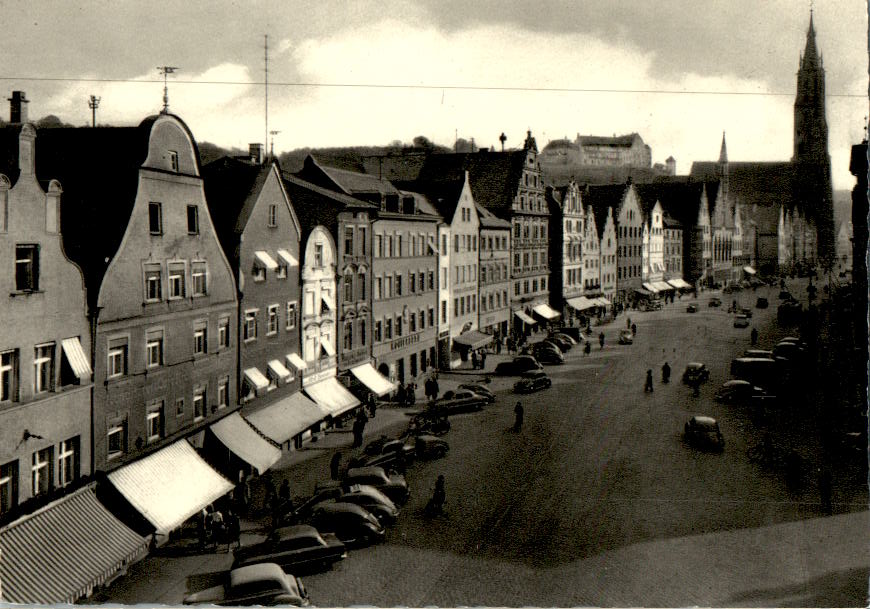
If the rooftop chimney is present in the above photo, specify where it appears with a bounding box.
[249,143,264,165]
[9,91,29,124]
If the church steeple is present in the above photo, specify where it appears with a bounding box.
[718,131,728,164]
[793,9,828,164]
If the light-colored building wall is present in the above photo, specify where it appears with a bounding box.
[301,227,337,383]
[600,209,618,302]
[93,114,238,472]
[479,224,510,337]
[371,214,438,385]
[0,124,93,511]
[615,186,644,302]
[448,180,480,366]
[583,205,601,292]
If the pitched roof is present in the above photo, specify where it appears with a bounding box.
[201,156,272,256]
[476,202,510,229]
[317,162,401,197]
[583,184,627,240]
[690,161,794,211]
[35,121,159,307]
[394,178,465,224]
[281,171,375,237]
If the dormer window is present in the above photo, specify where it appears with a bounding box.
[168,151,179,172]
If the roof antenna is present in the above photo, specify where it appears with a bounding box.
[264,34,269,162]
[157,66,179,113]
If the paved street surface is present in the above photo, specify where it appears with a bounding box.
[95,282,869,607]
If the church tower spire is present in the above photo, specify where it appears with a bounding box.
[718,131,728,164]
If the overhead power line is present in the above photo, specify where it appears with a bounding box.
[0,74,863,98]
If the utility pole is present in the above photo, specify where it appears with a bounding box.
[157,66,179,113]
[264,34,269,157]
[269,130,280,160]
[88,95,100,127]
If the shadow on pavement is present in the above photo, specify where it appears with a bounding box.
[724,565,869,607]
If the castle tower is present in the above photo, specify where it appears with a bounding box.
[792,10,834,268]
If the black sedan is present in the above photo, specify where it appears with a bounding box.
[682,362,710,385]
[534,347,564,365]
[714,380,770,405]
[232,524,346,574]
[494,356,543,375]
[684,416,725,452]
[457,383,495,402]
[308,502,385,547]
[514,371,552,394]
[343,466,409,505]
[686,303,698,313]
[433,389,488,414]
[709,297,722,307]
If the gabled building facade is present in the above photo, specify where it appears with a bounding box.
[476,203,511,339]
[48,113,239,473]
[547,181,585,322]
[0,124,93,519]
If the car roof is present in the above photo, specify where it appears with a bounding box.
[316,501,372,516]
[523,370,548,377]
[273,524,321,541]
[722,380,751,387]
[230,563,286,587]
[686,362,705,369]
[690,415,718,427]
[346,466,387,478]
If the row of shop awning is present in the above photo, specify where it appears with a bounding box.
[743,265,757,275]
[452,330,494,351]
[641,281,676,294]
[513,304,562,326]
[566,296,612,311]
[0,486,148,605]
[350,363,397,396]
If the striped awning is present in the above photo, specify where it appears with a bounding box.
[247,391,328,444]
[210,412,281,474]
[304,377,360,418]
[0,486,147,605]
[61,337,92,379]
[107,440,233,535]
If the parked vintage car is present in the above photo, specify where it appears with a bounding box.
[733,314,750,328]
[545,335,573,351]
[683,416,725,451]
[433,389,488,414]
[457,383,496,402]
[682,362,710,385]
[308,502,385,547]
[296,484,399,526]
[618,328,634,344]
[755,297,769,309]
[232,525,346,573]
[360,434,448,469]
[743,349,774,359]
[534,347,564,365]
[494,355,543,376]
[709,297,722,307]
[714,380,770,405]
[686,303,698,313]
[550,332,578,346]
[342,466,409,505]
[514,370,552,394]
[183,563,309,606]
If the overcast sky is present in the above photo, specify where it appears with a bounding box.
[0,0,865,188]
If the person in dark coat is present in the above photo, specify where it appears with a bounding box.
[279,479,291,503]
[513,401,524,432]
[396,383,407,406]
[225,509,241,551]
[750,327,758,346]
[661,362,671,383]
[644,369,654,392]
[471,351,479,370]
[330,452,342,480]
[598,332,605,349]
[480,351,487,370]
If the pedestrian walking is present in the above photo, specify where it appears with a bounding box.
[480,351,487,370]
[631,323,637,337]
[750,327,758,346]
[262,480,276,513]
[627,317,632,329]
[661,362,671,383]
[471,351,478,370]
[235,474,250,516]
[225,509,241,551]
[431,376,439,401]
[408,382,416,405]
[598,332,605,350]
[513,401,524,432]
[584,341,591,356]
[330,452,342,480]
[644,369,654,393]
[396,383,406,406]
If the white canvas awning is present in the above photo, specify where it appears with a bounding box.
[107,440,233,535]
[667,278,692,289]
[566,296,596,311]
[277,248,299,267]
[247,391,327,444]
[320,337,336,357]
[267,359,292,383]
[286,352,307,371]
[210,413,281,475]
[61,337,92,379]
[652,281,674,292]
[532,303,560,320]
[596,297,612,306]
[642,282,659,293]
[350,363,396,397]
[254,250,279,270]
[304,377,360,418]
[243,367,270,392]
[514,311,537,325]
[743,266,757,275]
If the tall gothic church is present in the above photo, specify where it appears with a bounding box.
[690,11,836,273]
[792,11,835,267]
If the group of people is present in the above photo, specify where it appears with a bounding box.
[351,408,370,448]
[470,349,487,370]
[198,504,241,551]
[644,362,671,393]
[395,382,418,407]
